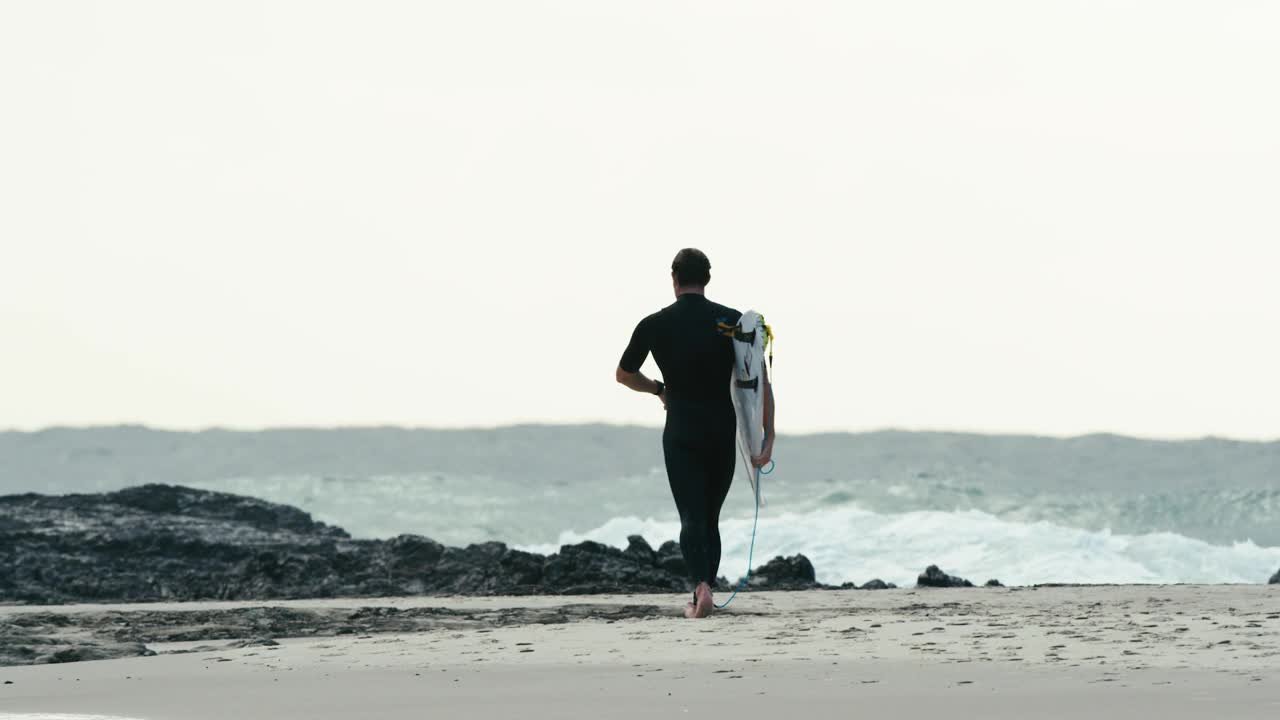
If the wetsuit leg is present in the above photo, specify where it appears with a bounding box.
[702,436,736,583]
[663,416,736,587]
[663,429,712,586]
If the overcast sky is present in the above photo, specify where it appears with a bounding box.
[1,1,1277,439]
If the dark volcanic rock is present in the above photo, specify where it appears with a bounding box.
[1270,568,1279,584]
[424,541,546,595]
[917,565,974,588]
[385,534,446,572]
[0,612,157,666]
[837,579,898,590]
[543,540,685,594]
[34,643,155,664]
[624,535,655,563]
[747,554,818,590]
[225,637,280,649]
[0,484,697,604]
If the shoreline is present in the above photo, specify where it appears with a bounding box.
[1,579,1273,613]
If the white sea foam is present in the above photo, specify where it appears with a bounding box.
[518,505,1280,587]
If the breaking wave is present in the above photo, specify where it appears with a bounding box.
[519,504,1280,587]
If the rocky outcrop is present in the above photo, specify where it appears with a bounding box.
[1270,568,1279,584]
[744,555,819,590]
[0,485,820,604]
[916,565,975,588]
[3,484,1047,604]
[542,540,687,594]
[856,579,898,590]
[0,638,155,667]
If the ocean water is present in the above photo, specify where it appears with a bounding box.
[5,426,1279,587]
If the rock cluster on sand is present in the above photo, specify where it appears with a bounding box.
[2,641,156,666]
[914,566,1005,588]
[2,601,668,667]
[917,565,975,588]
[743,554,819,590]
[1270,567,1279,584]
[837,578,899,590]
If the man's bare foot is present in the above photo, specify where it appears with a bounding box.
[692,582,714,618]
[683,601,698,619]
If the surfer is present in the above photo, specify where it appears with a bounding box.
[616,248,775,618]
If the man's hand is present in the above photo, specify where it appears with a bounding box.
[751,369,775,468]
[617,366,666,411]
[751,435,773,468]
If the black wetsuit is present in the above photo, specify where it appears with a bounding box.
[620,294,742,588]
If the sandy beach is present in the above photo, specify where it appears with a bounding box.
[2,585,1278,719]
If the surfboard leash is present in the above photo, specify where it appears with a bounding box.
[715,460,773,610]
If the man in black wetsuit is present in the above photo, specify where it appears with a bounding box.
[616,248,775,618]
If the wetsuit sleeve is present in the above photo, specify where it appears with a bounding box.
[618,316,653,373]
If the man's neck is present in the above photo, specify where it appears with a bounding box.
[675,287,706,298]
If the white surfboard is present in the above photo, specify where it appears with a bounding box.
[730,310,769,506]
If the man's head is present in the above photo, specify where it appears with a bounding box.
[671,248,711,293]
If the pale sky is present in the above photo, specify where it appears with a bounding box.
[2,1,1277,439]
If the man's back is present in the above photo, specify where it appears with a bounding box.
[620,293,741,415]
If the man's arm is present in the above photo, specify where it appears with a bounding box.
[616,367,665,398]
[752,364,775,467]
[616,316,665,406]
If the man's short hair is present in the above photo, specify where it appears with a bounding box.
[671,248,711,287]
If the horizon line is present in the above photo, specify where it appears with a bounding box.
[2,422,1276,445]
